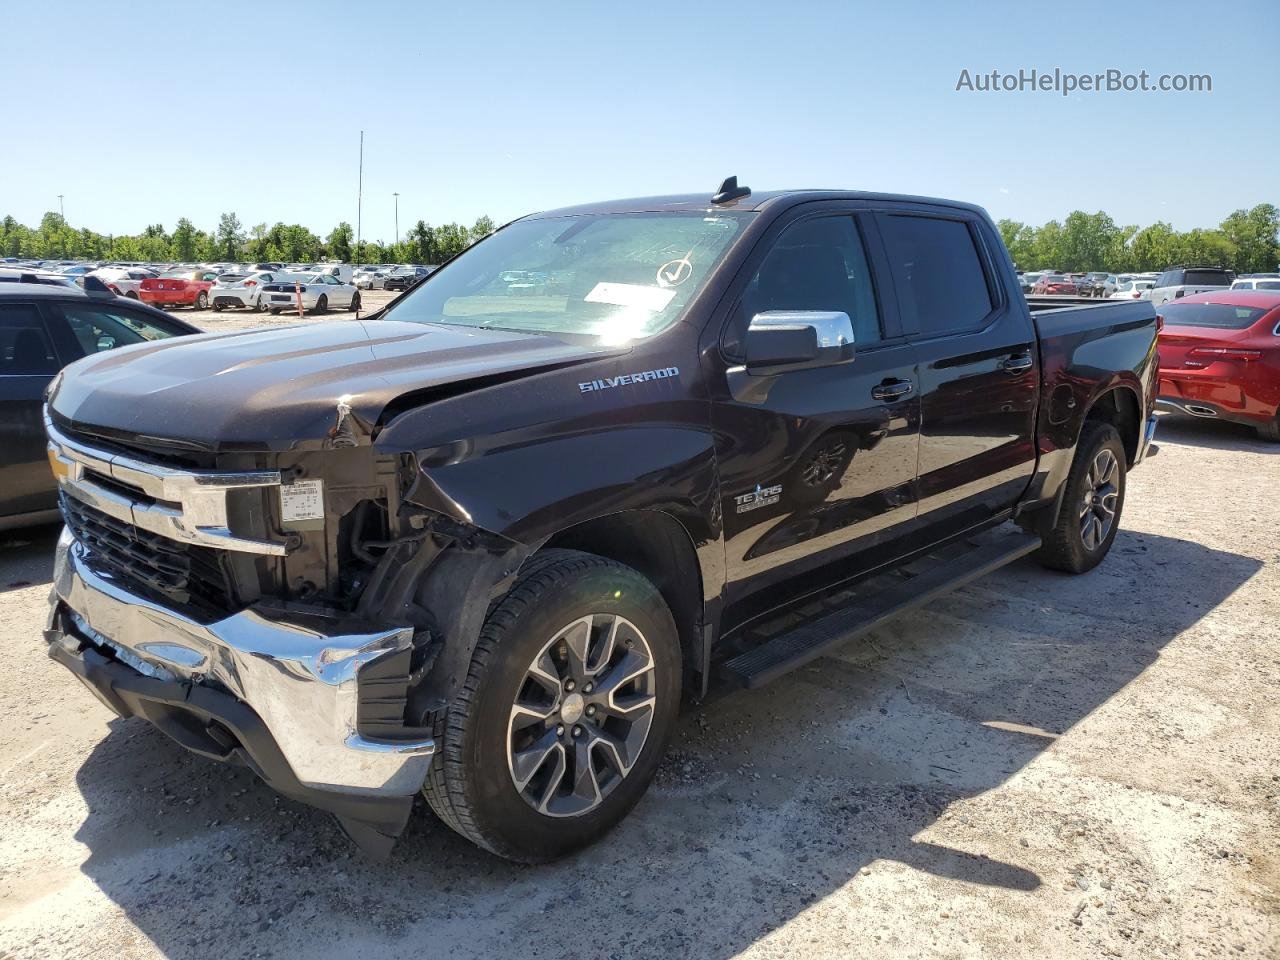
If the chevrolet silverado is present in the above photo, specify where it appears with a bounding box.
[42,179,1159,861]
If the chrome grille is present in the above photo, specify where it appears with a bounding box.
[61,492,235,614]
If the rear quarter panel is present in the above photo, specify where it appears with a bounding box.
[1024,300,1158,507]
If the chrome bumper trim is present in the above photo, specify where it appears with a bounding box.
[49,530,435,796]
[46,418,289,556]
[1136,412,1158,463]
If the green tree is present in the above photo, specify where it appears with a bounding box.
[216,212,245,261]
[325,222,354,262]
[1129,222,1180,271]
[434,222,471,261]
[170,218,198,261]
[470,215,496,244]
[1219,204,1280,273]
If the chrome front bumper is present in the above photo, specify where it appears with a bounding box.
[47,529,435,797]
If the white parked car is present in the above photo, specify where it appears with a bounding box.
[1108,279,1154,300]
[89,266,158,299]
[1230,276,1280,291]
[209,270,282,311]
[1149,267,1233,306]
[353,268,388,290]
[259,273,362,314]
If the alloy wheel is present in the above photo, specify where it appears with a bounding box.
[506,614,656,818]
[1079,448,1119,551]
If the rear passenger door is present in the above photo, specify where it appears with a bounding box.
[875,207,1039,540]
[0,302,66,519]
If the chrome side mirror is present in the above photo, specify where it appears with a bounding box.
[744,311,855,374]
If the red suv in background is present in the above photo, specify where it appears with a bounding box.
[1157,291,1280,441]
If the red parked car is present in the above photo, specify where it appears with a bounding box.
[1157,291,1280,441]
[138,268,217,310]
[1031,273,1079,295]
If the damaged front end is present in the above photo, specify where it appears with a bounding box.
[43,410,526,855]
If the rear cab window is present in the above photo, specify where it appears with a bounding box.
[878,214,997,338]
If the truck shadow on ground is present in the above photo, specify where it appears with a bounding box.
[66,528,1260,959]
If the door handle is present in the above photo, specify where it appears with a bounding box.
[871,378,914,401]
[1001,354,1034,374]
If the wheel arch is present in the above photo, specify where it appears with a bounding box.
[536,509,707,695]
[1084,383,1141,466]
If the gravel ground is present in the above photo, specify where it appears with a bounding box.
[0,334,1277,959]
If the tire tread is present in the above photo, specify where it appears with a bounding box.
[421,549,638,859]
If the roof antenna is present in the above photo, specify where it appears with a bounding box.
[712,175,751,204]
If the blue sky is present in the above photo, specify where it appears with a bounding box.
[2,0,1275,241]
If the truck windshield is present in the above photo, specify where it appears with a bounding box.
[383,212,749,342]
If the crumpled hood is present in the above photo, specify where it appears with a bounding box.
[49,319,621,450]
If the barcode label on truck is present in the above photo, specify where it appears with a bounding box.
[280,480,324,522]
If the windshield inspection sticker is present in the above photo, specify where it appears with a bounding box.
[656,257,694,287]
[279,479,325,522]
[584,282,677,312]
[735,484,782,514]
[579,366,679,394]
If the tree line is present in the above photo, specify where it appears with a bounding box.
[0,211,499,266]
[3,203,1276,274]
[998,204,1278,273]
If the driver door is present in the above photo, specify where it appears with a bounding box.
[706,209,921,626]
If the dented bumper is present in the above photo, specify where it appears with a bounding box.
[45,529,436,851]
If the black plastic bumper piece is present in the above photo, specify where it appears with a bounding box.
[47,637,414,858]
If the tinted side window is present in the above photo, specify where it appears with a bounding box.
[727,215,882,356]
[57,304,184,356]
[879,215,995,337]
[0,304,60,375]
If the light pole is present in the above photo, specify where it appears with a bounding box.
[57,194,64,220]
[393,192,400,248]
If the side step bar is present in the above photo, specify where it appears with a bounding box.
[719,529,1041,689]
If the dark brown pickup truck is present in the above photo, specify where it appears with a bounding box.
[42,179,1158,860]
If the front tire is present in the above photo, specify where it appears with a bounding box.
[422,549,681,862]
[350,291,361,311]
[1257,416,1280,443]
[1037,421,1127,573]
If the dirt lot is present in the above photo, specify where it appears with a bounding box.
[0,306,1277,958]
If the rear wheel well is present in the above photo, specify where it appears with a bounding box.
[539,511,704,693]
[1086,386,1140,466]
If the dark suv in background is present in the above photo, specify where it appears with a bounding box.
[0,277,199,529]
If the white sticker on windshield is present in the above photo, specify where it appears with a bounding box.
[584,282,676,312]
[280,479,324,522]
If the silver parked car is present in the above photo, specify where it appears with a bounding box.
[1149,267,1233,306]
[259,273,362,314]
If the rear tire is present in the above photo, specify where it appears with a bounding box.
[194,291,208,310]
[1257,416,1280,443]
[422,549,681,862]
[125,291,138,300]
[1037,421,1127,574]
[314,294,327,314]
